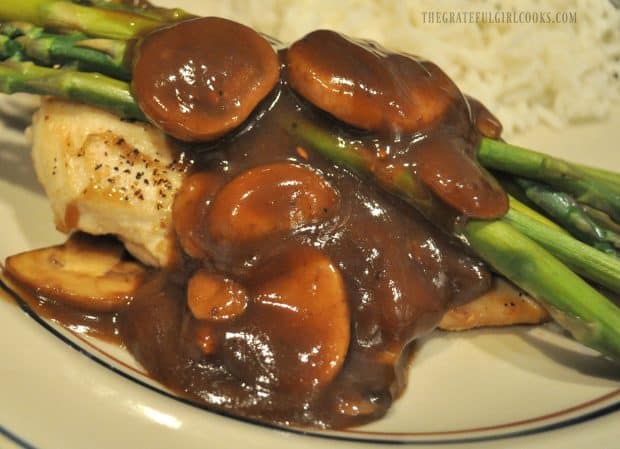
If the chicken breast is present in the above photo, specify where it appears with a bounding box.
[30,98,189,267]
[439,278,549,331]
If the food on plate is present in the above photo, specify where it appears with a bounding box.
[1,0,619,429]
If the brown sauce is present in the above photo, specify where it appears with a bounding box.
[132,17,280,142]
[2,277,121,345]
[5,25,509,429]
[287,30,461,134]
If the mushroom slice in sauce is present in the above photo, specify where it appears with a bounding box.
[172,171,224,259]
[187,270,249,322]
[132,17,280,142]
[207,162,338,244]
[286,30,461,134]
[225,245,350,395]
[413,137,509,219]
[194,322,219,355]
[5,234,146,312]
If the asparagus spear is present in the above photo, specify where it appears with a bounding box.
[575,164,620,191]
[74,0,195,22]
[0,35,20,59]
[0,0,162,39]
[0,23,129,79]
[289,117,620,296]
[506,197,620,292]
[463,219,620,358]
[508,191,566,231]
[478,137,620,222]
[0,59,143,119]
[289,118,454,228]
[288,119,620,290]
[517,178,620,256]
[581,204,620,235]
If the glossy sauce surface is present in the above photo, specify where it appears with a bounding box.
[285,31,507,221]
[287,30,459,134]
[7,25,509,429]
[132,17,280,141]
[120,81,494,427]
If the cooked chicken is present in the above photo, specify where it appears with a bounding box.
[30,98,189,267]
[439,278,549,331]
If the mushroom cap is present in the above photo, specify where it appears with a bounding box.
[207,162,338,244]
[413,137,509,219]
[5,234,146,312]
[222,245,350,395]
[133,17,280,142]
[286,30,461,133]
[187,270,248,322]
[172,171,224,259]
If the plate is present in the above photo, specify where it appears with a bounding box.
[1,4,619,448]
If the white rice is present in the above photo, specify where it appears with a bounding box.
[173,0,620,137]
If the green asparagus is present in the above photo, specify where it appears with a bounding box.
[287,119,620,358]
[506,197,620,292]
[479,137,620,222]
[463,219,620,358]
[0,59,143,119]
[0,23,129,79]
[287,118,620,291]
[74,0,195,22]
[517,178,620,256]
[581,204,620,235]
[0,0,162,39]
[288,118,452,228]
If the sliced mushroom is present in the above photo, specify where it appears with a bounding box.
[132,17,280,142]
[187,270,248,321]
[207,163,338,243]
[468,97,503,139]
[239,245,350,394]
[5,234,146,312]
[413,137,508,219]
[172,171,224,259]
[286,30,460,133]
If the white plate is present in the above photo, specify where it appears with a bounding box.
[1,6,619,449]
